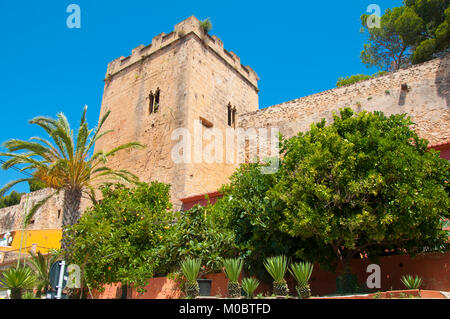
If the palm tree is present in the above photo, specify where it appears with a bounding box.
[27,250,60,297]
[0,106,144,252]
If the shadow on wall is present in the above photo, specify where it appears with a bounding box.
[435,54,450,108]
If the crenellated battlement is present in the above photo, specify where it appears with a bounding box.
[105,16,259,89]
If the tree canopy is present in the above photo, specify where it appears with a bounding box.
[269,108,450,271]
[360,0,449,70]
[65,182,174,291]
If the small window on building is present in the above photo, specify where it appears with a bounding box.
[57,210,61,219]
[154,88,160,113]
[149,88,161,114]
[227,103,236,128]
[148,91,154,114]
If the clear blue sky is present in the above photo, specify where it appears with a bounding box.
[0,0,402,194]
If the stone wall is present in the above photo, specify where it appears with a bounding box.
[0,189,62,233]
[240,54,449,145]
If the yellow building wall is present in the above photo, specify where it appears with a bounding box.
[0,229,61,254]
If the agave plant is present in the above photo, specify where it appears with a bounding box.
[400,275,423,289]
[0,106,144,252]
[290,261,314,299]
[180,258,202,298]
[264,255,289,296]
[222,258,244,298]
[241,277,260,299]
[0,266,36,299]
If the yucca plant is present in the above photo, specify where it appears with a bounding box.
[264,255,289,296]
[0,266,36,299]
[241,277,260,299]
[290,261,314,299]
[400,275,423,289]
[0,106,144,253]
[222,258,244,298]
[180,258,202,298]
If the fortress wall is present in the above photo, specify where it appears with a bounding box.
[239,55,450,145]
[0,189,62,234]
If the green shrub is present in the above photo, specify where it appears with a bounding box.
[400,274,423,289]
[0,266,36,299]
[241,277,260,299]
[200,18,212,34]
[264,256,289,296]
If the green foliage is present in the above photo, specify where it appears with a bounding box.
[336,72,387,87]
[360,1,449,70]
[401,274,423,289]
[27,250,59,297]
[222,258,244,283]
[0,190,23,209]
[290,261,313,285]
[65,182,174,291]
[22,291,38,299]
[264,255,288,283]
[180,258,201,283]
[28,179,46,192]
[200,18,212,34]
[241,277,260,298]
[0,266,36,299]
[157,204,235,275]
[271,108,450,271]
[212,163,294,277]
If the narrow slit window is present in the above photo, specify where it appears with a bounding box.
[227,103,232,126]
[154,88,160,113]
[149,91,154,114]
[232,108,236,128]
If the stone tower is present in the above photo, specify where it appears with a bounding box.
[94,16,259,209]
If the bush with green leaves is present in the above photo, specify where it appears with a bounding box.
[241,277,260,299]
[200,18,212,34]
[336,71,387,87]
[180,258,201,298]
[157,204,235,276]
[65,182,174,293]
[264,255,289,296]
[401,274,423,289]
[222,258,244,298]
[290,261,313,299]
[0,190,23,209]
[0,266,36,299]
[271,108,450,284]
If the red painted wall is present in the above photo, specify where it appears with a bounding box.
[93,252,450,298]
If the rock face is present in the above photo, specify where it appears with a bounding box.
[1,16,449,233]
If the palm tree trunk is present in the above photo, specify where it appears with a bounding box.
[60,188,82,254]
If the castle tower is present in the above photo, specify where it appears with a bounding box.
[94,16,259,209]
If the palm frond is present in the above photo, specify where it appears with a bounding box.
[0,178,31,197]
[222,258,243,283]
[264,255,288,283]
[24,191,57,226]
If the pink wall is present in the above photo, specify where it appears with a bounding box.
[93,252,450,298]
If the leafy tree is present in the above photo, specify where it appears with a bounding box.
[157,204,235,275]
[64,182,174,293]
[270,108,450,277]
[212,163,337,279]
[0,106,143,252]
[0,190,23,209]
[360,1,449,70]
